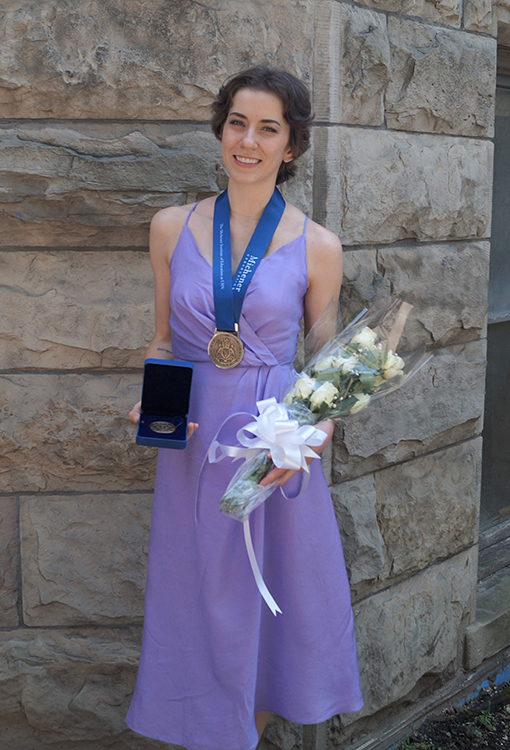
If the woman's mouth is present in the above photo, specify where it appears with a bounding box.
[234,155,261,165]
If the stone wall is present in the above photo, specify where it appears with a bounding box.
[0,0,501,748]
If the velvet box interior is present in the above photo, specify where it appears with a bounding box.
[136,359,194,449]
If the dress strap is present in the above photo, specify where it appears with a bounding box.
[185,202,199,226]
[302,216,309,236]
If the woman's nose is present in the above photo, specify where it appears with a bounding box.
[240,128,257,149]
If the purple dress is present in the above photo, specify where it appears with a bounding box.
[126,205,363,750]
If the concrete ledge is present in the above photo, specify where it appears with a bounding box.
[464,567,510,670]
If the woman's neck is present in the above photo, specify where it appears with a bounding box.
[226,180,277,223]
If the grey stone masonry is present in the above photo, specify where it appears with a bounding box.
[0,250,153,370]
[0,0,313,120]
[20,493,153,627]
[334,438,482,598]
[313,127,493,245]
[0,373,156,493]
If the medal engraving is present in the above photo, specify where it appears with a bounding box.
[149,420,177,434]
[208,330,244,369]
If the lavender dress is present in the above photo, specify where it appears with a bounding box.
[126,204,363,750]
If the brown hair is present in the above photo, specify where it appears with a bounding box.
[211,66,313,185]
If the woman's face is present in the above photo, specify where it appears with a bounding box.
[220,88,293,187]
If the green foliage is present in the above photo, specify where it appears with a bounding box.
[476,705,496,733]
[397,737,441,750]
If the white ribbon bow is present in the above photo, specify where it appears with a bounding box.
[209,397,325,471]
[206,397,326,616]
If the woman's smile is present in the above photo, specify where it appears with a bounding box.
[233,155,262,166]
[221,88,293,184]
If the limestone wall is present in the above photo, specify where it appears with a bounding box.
[0,0,499,748]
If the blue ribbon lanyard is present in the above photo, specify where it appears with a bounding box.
[212,188,286,333]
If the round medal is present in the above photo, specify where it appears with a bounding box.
[208,330,244,369]
[149,420,178,434]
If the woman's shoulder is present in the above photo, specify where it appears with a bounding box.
[284,201,341,250]
[150,203,194,240]
[149,198,215,260]
[294,209,343,285]
[305,217,343,258]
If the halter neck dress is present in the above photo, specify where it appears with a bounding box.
[126,203,363,750]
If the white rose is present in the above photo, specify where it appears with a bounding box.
[283,392,293,404]
[383,351,405,379]
[314,355,341,372]
[309,381,338,408]
[341,356,359,375]
[350,327,378,348]
[293,374,316,399]
[349,393,371,414]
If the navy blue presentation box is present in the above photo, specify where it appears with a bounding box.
[136,359,194,449]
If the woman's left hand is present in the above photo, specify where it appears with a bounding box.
[258,420,334,488]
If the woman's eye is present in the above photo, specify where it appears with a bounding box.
[263,126,277,133]
[229,119,244,127]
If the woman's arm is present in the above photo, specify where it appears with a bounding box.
[259,220,343,487]
[128,206,199,438]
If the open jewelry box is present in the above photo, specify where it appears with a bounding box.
[136,358,194,449]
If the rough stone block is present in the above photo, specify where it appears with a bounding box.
[333,439,481,598]
[374,438,481,579]
[20,493,152,626]
[332,339,486,482]
[348,547,477,722]
[331,475,385,586]
[0,372,156,493]
[0,627,169,749]
[386,18,496,137]
[0,124,219,246]
[341,249,392,312]
[0,498,18,626]
[377,242,490,348]
[342,242,489,349]
[315,126,493,251]
[0,250,153,370]
[493,0,510,35]
[349,0,461,27]
[314,1,390,126]
[464,0,493,32]
[464,568,510,669]
[0,0,313,120]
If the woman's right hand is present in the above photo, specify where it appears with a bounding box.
[129,401,142,424]
[128,401,199,439]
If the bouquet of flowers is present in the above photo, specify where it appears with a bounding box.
[214,299,431,522]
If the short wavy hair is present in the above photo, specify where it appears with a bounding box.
[211,66,313,185]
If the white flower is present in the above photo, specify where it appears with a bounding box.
[350,326,378,349]
[293,374,316,399]
[315,355,342,372]
[383,351,405,379]
[310,381,338,408]
[341,356,359,375]
[283,392,293,404]
[349,393,371,414]
[373,375,386,388]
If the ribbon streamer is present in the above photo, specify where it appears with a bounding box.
[243,518,282,616]
[203,397,326,616]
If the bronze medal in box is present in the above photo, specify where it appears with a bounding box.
[208,326,244,369]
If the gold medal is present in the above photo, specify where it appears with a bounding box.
[208,326,244,369]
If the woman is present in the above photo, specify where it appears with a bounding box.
[126,67,363,750]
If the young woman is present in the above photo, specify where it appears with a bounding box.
[126,67,363,750]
